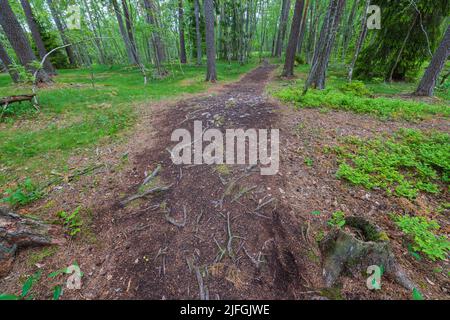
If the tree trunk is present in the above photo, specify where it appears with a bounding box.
[305,0,346,91]
[20,0,56,75]
[275,0,291,58]
[282,0,305,77]
[121,0,141,65]
[0,206,64,277]
[46,0,77,66]
[0,0,51,84]
[111,0,135,64]
[415,26,450,97]
[178,0,187,64]
[341,0,359,61]
[194,0,202,65]
[348,0,370,82]
[296,0,309,55]
[204,0,217,82]
[0,41,19,83]
[142,0,166,64]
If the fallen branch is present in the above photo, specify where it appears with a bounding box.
[120,184,173,206]
[142,164,161,186]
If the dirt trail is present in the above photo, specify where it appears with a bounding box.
[92,64,309,300]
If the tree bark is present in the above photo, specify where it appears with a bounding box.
[111,0,136,64]
[0,0,51,84]
[178,0,187,64]
[304,0,346,91]
[121,0,141,65]
[0,206,63,277]
[20,0,56,75]
[415,26,450,97]
[296,0,309,55]
[194,0,202,65]
[275,0,291,58]
[348,0,370,82]
[0,41,19,83]
[341,0,359,61]
[204,0,217,82]
[282,0,305,77]
[46,0,77,66]
[142,0,166,65]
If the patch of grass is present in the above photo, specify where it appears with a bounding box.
[335,129,449,200]
[0,60,256,190]
[27,246,58,267]
[216,164,231,176]
[391,214,450,261]
[1,178,43,207]
[275,86,449,121]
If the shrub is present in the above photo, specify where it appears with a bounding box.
[392,214,450,261]
[1,178,43,207]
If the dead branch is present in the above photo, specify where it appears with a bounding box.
[142,164,161,186]
[120,184,173,206]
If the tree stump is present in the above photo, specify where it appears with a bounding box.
[0,206,64,277]
[319,216,416,290]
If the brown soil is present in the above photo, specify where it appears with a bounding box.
[1,64,448,300]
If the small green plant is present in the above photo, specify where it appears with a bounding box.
[0,271,41,300]
[335,129,450,200]
[328,211,346,228]
[58,206,83,237]
[412,288,425,300]
[304,157,314,167]
[1,178,43,207]
[339,81,372,97]
[392,214,450,261]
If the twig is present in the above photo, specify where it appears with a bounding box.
[120,184,173,206]
[142,164,161,186]
[195,267,208,300]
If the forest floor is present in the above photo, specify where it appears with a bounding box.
[0,63,448,300]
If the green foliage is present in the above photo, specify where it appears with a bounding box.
[58,206,82,237]
[275,86,449,121]
[412,288,425,300]
[328,211,346,228]
[339,81,372,97]
[0,271,41,300]
[1,178,43,207]
[355,0,450,81]
[392,214,450,261]
[334,129,450,199]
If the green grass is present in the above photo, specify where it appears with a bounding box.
[272,64,449,121]
[334,128,449,200]
[0,61,256,190]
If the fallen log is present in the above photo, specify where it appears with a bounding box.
[0,94,36,106]
[0,206,64,277]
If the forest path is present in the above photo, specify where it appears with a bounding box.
[99,64,311,299]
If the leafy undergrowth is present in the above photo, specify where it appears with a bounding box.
[334,128,449,200]
[0,60,256,189]
[275,83,449,122]
[391,214,450,261]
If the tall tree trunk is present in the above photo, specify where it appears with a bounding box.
[82,0,107,65]
[305,0,346,91]
[275,0,291,58]
[20,0,56,75]
[204,0,217,82]
[415,26,450,97]
[111,0,136,64]
[178,0,187,64]
[282,0,305,77]
[297,0,309,55]
[0,0,51,83]
[142,0,166,66]
[46,0,77,66]
[194,0,202,65]
[348,0,370,82]
[341,0,359,61]
[121,0,140,65]
[0,41,19,83]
